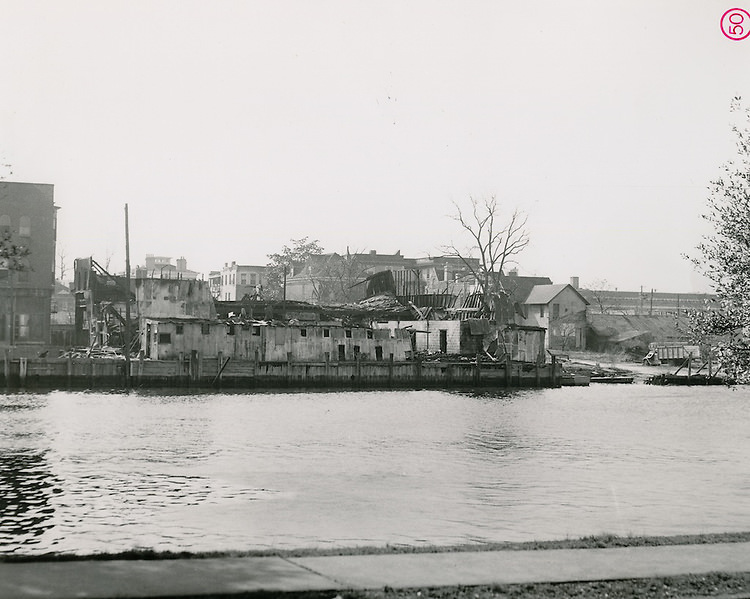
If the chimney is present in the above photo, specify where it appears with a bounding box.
[369,250,377,255]
[570,276,579,289]
[177,257,187,271]
[509,268,518,277]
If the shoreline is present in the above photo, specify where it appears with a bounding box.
[562,351,688,383]
[2,534,749,599]
[4,531,750,563]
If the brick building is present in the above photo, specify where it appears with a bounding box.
[0,182,57,349]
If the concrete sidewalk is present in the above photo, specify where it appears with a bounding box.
[1,542,749,599]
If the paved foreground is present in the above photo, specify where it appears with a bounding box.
[1,542,749,599]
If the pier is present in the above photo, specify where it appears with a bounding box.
[1,354,562,390]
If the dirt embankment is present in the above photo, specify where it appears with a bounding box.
[561,351,677,383]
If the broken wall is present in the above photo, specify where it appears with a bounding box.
[136,278,215,319]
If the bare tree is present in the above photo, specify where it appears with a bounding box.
[0,159,12,180]
[587,279,614,314]
[58,246,68,282]
[103,247,115,272]
[0,229,30,345]
[307,248,371,303]
[445,195,530,312]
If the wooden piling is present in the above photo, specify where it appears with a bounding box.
[19,358,27,387]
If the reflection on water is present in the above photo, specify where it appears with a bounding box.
[1,386,750,555]
[0,450,61,550]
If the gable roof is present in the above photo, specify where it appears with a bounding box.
[524,284,590,306]
[499,274,553,303]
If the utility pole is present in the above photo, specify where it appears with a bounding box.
[9,270,14,347]
[124,204,131,390]
[282,265,287,320]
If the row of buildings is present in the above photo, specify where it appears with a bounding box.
[1,181,714,363]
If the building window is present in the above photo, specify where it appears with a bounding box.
[345,329,352,338]
[552,303,560,319]
[366,329,373,339]
[175,323,184,335]
[375,346,383,361]
[300,328,307,337]
[158,333,171,344]
[201,323,210,335]
[240,274,247,285]
[353,345,361,357]
[323,328,330,338]
[250,273,257,285]
[15,314,30,340]
[227,324,235,335]
[19,216,30,237]
[540,305,545,317]
[0,215,10,233]
[252,326,261,336]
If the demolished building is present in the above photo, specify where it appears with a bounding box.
[72,257,215,353]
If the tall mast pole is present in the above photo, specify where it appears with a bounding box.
[124,204,131,389]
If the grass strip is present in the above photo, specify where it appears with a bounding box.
[3,531,750,563]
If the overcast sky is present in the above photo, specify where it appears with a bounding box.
[2,1,749,292]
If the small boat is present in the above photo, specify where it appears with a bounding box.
[590,375,634,384]
[646,373,733,386]
[560,373,590,386]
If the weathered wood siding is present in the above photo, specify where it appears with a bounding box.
[1,355,561,389]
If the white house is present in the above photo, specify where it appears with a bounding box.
[520,283,589,349]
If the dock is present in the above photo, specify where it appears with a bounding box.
[1,354,565,390]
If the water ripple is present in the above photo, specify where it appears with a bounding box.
[1,386,749,555]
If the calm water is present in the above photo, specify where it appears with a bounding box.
[1,385,749,555]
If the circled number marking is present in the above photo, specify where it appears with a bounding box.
[721,7,750,40]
